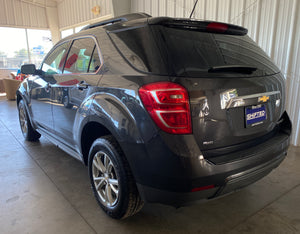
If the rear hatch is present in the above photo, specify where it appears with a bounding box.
[107,17,285,155]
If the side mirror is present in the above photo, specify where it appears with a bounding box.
[21,64,36,75]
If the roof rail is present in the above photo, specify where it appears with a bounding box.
[81,13,151,31]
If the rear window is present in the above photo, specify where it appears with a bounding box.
[109,25,279,77]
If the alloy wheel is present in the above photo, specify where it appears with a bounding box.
[92,151,119,208]
[19,104,28,136]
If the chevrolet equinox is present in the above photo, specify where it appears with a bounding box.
[17,13,292,219]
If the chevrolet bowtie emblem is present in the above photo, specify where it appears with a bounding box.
[258,95,269,102]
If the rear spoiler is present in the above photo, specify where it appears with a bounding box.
[148,17,248,36]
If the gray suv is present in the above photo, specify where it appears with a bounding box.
[17,13,291,219]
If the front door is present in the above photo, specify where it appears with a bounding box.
[30,42,70,133]
[30,75,53,132]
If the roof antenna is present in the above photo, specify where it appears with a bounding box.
[189,0,199,18]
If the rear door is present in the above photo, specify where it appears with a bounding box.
[30,42,70,133]
[185,74,284,152]
[51,36,102,147]
[155,27,285,152]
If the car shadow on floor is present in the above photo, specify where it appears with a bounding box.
[21,136,300,234]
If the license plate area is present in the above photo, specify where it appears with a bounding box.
[245,104,267,127]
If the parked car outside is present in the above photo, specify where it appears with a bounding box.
[17,13,291,219]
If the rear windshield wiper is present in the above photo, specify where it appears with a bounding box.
[208,65,257,74]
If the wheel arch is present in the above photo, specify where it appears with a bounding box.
[79,92,144,167]
[80,120,112,165]
[16,89,36,129]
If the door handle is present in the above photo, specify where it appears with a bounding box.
[77,81,89,90]
[45,82,51,92]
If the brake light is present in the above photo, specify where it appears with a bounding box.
[155,19,248,36]
[139,82,192,134]
[206,22,228,33]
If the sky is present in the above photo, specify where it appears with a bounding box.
[0,27,53,58]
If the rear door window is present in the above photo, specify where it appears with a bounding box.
[63,37,101,74]
[88,47,101,73]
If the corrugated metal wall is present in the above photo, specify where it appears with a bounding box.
[57,0,113,29]
[131,0,300,146]
[0,0,48,28]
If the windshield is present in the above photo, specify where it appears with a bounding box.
[109,25,279,77]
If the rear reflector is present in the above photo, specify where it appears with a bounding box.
[139,82,192,134]
[191,185,215,192]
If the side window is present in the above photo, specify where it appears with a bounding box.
[89,48,101,72]
[63,37,101,74]
[42,42,69,74]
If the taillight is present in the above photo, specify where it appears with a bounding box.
[139,82,192,134]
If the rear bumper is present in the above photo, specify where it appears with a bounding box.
[121,112,291,206]
[215,151,285,197]
[137,142,287,206]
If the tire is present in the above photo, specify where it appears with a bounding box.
[88,135,144,219]
[18,99,41,141]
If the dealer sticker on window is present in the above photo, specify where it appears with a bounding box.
[245,105,267,127]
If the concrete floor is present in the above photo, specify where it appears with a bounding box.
[0,98,299,234]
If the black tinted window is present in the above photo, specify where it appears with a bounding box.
[110,25,279,77]
[109,26,167,74]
